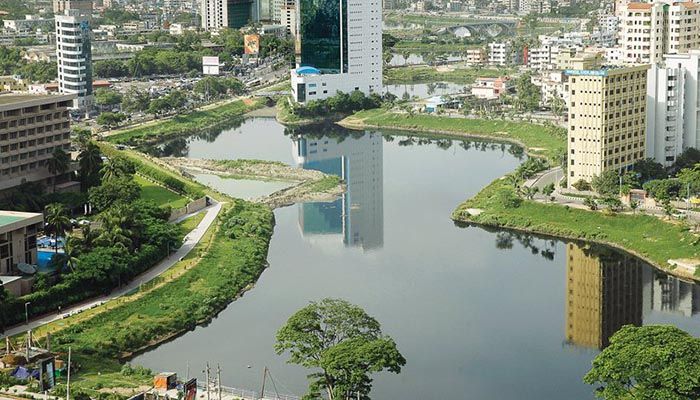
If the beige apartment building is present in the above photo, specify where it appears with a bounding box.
[0,94,77,193]
[621,2,700,65]
[566,65,649,189]
[0,210,43,275]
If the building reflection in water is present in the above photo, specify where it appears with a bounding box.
[565,242,700,350]
[291,131,384,251]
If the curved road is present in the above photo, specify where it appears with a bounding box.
[2,201,222,338]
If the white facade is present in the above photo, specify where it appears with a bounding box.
[488,42,514,66]
[291,0,382,103]
[55,11,93,110]
[281,0,296,36]
[621,2,700,66]
[647,51,700,166]
[201,0,225,31]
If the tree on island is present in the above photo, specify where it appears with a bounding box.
[275,298,406,400]
[584,325,700,399]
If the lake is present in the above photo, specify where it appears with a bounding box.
[134,118,700,399]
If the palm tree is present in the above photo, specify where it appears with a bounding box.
[61,236,80,272]
[78,142,103,190]
[47,148,71,192]
[44,203,71,253]
[100,158,123,182]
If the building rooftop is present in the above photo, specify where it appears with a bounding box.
[0,211,43,234]
[0,93,76,110]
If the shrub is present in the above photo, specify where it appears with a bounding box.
[495,187,522,209]
[572,179,592,192]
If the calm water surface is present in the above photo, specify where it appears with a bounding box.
[134,118,700,399]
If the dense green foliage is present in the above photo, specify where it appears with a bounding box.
[2,201,180,327]
[513,72,541,112]
[275,299,406,400]
[96,112,127,128]
[88,176,141,212]
[193,76,245,98]
[49,200,273,359]
[291,91,383,119]
[584,325,700,399]
[0,46,56,82]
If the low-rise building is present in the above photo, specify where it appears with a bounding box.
[471,76,512,99]
[0,210,43,276]
[465,48,486,65]
[0,94,77,193]
[488,42,514,66]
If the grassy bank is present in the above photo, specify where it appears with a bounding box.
[342,108,566,160]
[135,175,190,209]
[99,144,207,199]
[107,98,264,145]
[453,179,700,270]
[385,66,512,84]
[45,200,274,394]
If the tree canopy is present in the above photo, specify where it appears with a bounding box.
[275,298,405,400]
[584,325,700,400]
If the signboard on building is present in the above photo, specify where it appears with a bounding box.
[202,56,220,76]
[244,34,260,55]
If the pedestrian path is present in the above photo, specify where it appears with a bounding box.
[2,201,223,338]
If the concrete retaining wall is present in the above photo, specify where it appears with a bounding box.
[169,196,209,222]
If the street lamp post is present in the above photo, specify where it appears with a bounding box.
[24,301,31,324]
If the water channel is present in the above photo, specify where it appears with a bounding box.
[135,117,700,399]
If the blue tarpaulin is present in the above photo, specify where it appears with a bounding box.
[11,366,39,380]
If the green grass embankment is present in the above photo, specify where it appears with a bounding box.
[342,108,566,160]
[384,66,513,84]
[453,179,700,270]
[134,175,189,209]
[46,200,274,395]
[107,98,264,145]
[342,108,699,272]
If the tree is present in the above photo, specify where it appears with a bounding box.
[122,89,151,113]
[542,182,555,200]
[661,198,675,220]
[584,196,598,211]
[275,299,406,400]
[584,325,700,400]
[44,203,71,253]
[572,179,591,192]
[630,200,639,214]
[95,88,123,108]
[633,158,666,183]
[514,72,541,112]
[46,148,71,192]
[94,60,129,78]
[591,170,636,196]
[100,156,135,182]
[96,112,127,128]
[88,176,141,212]
[78,142,103,190]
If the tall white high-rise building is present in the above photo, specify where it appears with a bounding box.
[620,2,700,66]
[290,0,382,103]
[201,0,258,31]
[55,10,93,110]
[281,0,296,36]
[647,51,700,166]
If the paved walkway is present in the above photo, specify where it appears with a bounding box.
[2,201,223,338]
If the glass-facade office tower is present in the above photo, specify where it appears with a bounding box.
[291,0,381,103]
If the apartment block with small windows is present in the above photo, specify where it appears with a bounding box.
[55,10,93,110]
[621,2,700,66]
[0,94,76,193]
[566,65,649,189]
